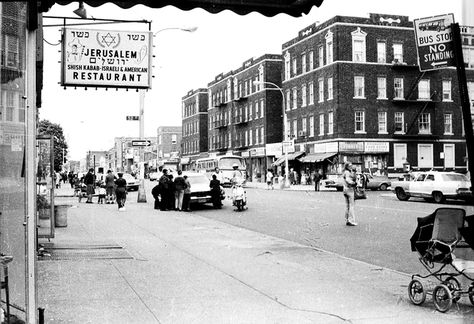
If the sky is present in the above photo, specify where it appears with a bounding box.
[40,0,464,160]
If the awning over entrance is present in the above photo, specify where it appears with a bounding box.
[271,151,305,166]
[298,152,336,163]
[40,0,324,17]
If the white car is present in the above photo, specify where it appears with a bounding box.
[149,172,160,181]
[391,171,472,203]
[184,172,225,205]
[122,173,140,191]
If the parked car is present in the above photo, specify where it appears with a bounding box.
[391,171,472,203]
[122,173,140,191]
[184,172,225,205]
[324,173,391,191]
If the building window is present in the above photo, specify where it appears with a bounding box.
[4,35,19,68]
[418,79,430,100]
[377,41,386,63]
[327,77,333,100]
[292,119,297,138]
[318,78,324,102]
[351,27,367,63]
[301,84,307,107]
[444,113,453,134]
[378,111,387,134]
[394,112,405,133]
[292,58,297,76]
[319,114,324,135]
[286,90,291,111]
[309,51,314,70]
[309,82,314,105]
[328,111,334,135]
[326,30,334,64]
[255,101,260,118]
[284,52,290,80]
[354,111,365,133]
[318,46,324,67]
[249,128,253,146]
[261,127,265,144]
[309,115,314,136]
[418,113,431,134]
[354,76,365,98]
[463,47,474,68]
[302,117,307,136]
[443,80,452,101]
[377,77,387,99]
[394,77,404,99]
[393,43,403,63]
[292,87,297,109]
[301,53,307,73]
[260,99,265,118]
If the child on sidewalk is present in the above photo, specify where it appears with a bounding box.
[97,185,106,204]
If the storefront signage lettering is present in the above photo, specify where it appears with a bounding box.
[364,142,389,153]
[339,141,364,152]
[61,28,152,89]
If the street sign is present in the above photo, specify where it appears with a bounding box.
[131,140,151,147]
[126,116,139,121]
[414,14,455,72]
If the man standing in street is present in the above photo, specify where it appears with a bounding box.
[342,162,357,226]
[84,168,95,204]
[105,170,116,204]
[158,169,172,211]
[313,169,322,191]
[173,170,187,211]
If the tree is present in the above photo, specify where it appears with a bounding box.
[37,119,68,172]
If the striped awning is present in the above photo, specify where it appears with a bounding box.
[298,152,336,163]
[271,151,305,166]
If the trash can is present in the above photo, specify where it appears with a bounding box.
[54,204,70,227]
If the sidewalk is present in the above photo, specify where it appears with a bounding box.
[37,186,474,323]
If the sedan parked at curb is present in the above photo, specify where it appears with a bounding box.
[184,172,225,206]
[391,171,472,203]
[324,173,391,191]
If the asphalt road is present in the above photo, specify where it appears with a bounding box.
[191,186,474,275]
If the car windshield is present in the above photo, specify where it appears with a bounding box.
[187,174,209,185]
[441,173,469,182]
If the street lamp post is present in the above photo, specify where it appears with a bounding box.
[253,81,290,188]
[136,26,198,203]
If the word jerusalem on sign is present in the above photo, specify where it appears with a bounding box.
[131,140,151,147]
[126,115,139,121]
[414,13,455,72]
[61,28,153,89]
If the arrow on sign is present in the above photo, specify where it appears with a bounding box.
[431,61,448,67]
[132,140,151,147]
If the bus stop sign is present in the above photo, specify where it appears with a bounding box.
[414,14,455,72]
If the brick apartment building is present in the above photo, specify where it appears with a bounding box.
[157,126,182,167]
[281,13,473,178]
[181,88,209,169]
[206,54,283,180]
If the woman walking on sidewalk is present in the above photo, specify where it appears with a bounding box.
[115,172,127,211]
[342,162,357,226]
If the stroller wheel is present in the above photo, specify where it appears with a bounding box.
[444,276,461,303]
[408,279,426,305]
[433,284,453,313]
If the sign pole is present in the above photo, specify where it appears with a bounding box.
[452,23,474,196]
[137,90,147,203]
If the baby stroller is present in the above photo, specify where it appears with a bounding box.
[408,207,474,312]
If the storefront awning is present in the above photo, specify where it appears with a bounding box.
[271,151,305,166]
[40,0,324,18]
[298,152,336,163]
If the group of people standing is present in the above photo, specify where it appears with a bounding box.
[152,169,191,212]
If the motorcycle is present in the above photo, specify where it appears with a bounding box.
[231,182,247,211]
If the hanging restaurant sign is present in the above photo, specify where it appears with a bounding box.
[61,28,152,89]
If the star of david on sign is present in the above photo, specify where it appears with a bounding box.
[101,33,117,47]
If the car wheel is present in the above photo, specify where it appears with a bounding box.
[396,188,410,201]
[379,183,388,191]
[432,191,445,204]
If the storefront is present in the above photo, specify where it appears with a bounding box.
[337,141,389,175]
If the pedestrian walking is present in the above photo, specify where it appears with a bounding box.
[289,168,295,185]
[313,169,322,191]
[115,172,127,211]
[182,175,191,212]
[104,170,116,204]
[84,168,95,203]
[158,169,172,211]
[174,170,187,211]
[342,162,357,226]
[266,169,274,190]
[209,174,222,208]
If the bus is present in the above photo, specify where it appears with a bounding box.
[195,155,246,187]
